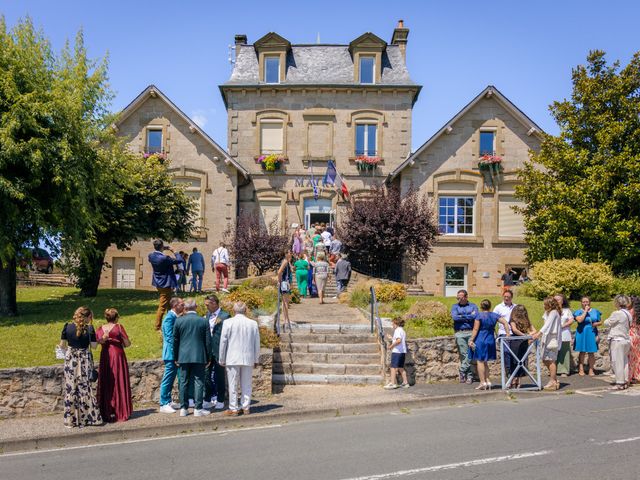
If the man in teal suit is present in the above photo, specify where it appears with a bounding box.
[174,298,211,417]
[204,295,231,409]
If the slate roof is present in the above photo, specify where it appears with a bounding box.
[224,44,416,86]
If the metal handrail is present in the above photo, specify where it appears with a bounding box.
[499,335,542,391]
[370,287,388,377]
[275,284,282,336]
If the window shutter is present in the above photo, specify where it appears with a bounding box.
[498,195,525,237]
[261,122,283,154]
[308,123,330,157]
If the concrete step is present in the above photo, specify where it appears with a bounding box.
[273,351,380,364]
[283,343,379,354]
[281,324,372,334]
[283,333,376,344]
[273,363,382,375]
[272,373,383,385]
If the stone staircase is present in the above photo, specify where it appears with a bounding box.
[291,271,339,296]
[273,323,383,385]
[17,272,73,287]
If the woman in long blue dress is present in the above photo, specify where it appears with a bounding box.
[573,296,601,376]
[469,299,510,390]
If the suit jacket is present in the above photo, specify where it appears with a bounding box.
[206,308,231,361]
[148,250,181,289]
[173,311,211,364]
[219,314,260,366]
[186,251,205,273]
[161,309,178,361]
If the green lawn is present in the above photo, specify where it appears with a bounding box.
[384,295,616,339]
[1,286,276,369]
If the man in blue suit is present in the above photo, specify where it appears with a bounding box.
[149,239,182,330]
[159,297,184,413]
[186,247,205,293]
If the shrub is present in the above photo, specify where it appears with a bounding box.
[290,287,301,304]
[525,259,614,301]
[259,326,280,348]
[242,276,277,289]
[612,273,640,297]
[375,282,407,303]
[225,287,264,310]
[404,300,452,331]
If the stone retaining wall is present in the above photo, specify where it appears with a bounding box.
[0,349,272,418]
[393,335,611,383]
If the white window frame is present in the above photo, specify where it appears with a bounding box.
[355,122,377,156]
[146,127,163,154]
[359,55,375,84]
[479,129,496,156]
[438,196,475,236]
[264,56,280,84]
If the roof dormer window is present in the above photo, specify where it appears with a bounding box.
[359,56,375,84]
[265,56,280,84]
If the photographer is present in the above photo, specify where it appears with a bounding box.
[149,239,182,330]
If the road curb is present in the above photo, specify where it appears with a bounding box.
[0,389,530,455]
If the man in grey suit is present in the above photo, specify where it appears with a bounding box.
[174,298,211,417]
[219,302,261,416]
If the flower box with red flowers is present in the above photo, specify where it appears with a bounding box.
[355,155,381,171]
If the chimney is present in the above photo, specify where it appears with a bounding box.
[234,34,247,59]
[391,20,409,61]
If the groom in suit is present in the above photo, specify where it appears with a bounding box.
[204,295,230,409]
[174,298,211,417]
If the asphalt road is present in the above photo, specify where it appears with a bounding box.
[2,387,640,480]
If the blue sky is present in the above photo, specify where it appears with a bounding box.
[4,0,639,150]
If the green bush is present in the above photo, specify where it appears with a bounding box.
[375,282,407,303]
[612,273,640,297]
[526,259,614,301]
[290,287,301,304]
[226,287,264,310]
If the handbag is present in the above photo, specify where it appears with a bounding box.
[280,280,290,292]
[55,345,66,360]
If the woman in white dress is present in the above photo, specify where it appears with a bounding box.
[554,293,574,377]
[604,294,632,391]
[533,296,562,390]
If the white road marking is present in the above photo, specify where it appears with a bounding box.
[0,424,282,458]
[338,450,552,480]
[596,436,640,445]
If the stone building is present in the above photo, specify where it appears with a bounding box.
[220,22,420,230]
[390,86,543,295]
[99,86,248,290]
[101,22,543,295]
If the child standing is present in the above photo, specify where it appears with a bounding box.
[384,317,410,389]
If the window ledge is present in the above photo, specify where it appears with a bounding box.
[436,236,484,245]
[491,237,526,246]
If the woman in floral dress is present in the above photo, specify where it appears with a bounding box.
[59,306,102,428]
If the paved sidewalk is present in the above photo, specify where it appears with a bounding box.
[0,373,616,454]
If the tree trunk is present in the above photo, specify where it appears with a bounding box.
[78,249,106,297]
[0,257,18,317]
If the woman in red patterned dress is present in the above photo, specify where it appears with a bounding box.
[629,296,640,384]
[96,308,133,422]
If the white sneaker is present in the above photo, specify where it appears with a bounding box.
[159,404,176,414]
[188,399,195,408]
[180,408,189,417]
[221,288,230,293]
[214,401,225,409]
[170,402,181,410]
[202,401,214,409]
[384,383,399,390]
[194,409,211,417]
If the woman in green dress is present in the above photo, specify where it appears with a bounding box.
[294,253,310,297]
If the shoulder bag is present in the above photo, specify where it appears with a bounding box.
[545,313,560,351]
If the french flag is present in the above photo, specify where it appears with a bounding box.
[323,160,349,198]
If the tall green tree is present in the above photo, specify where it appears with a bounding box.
[0,18,109,316]
[516,50,640,273]
[73,142,196,297]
